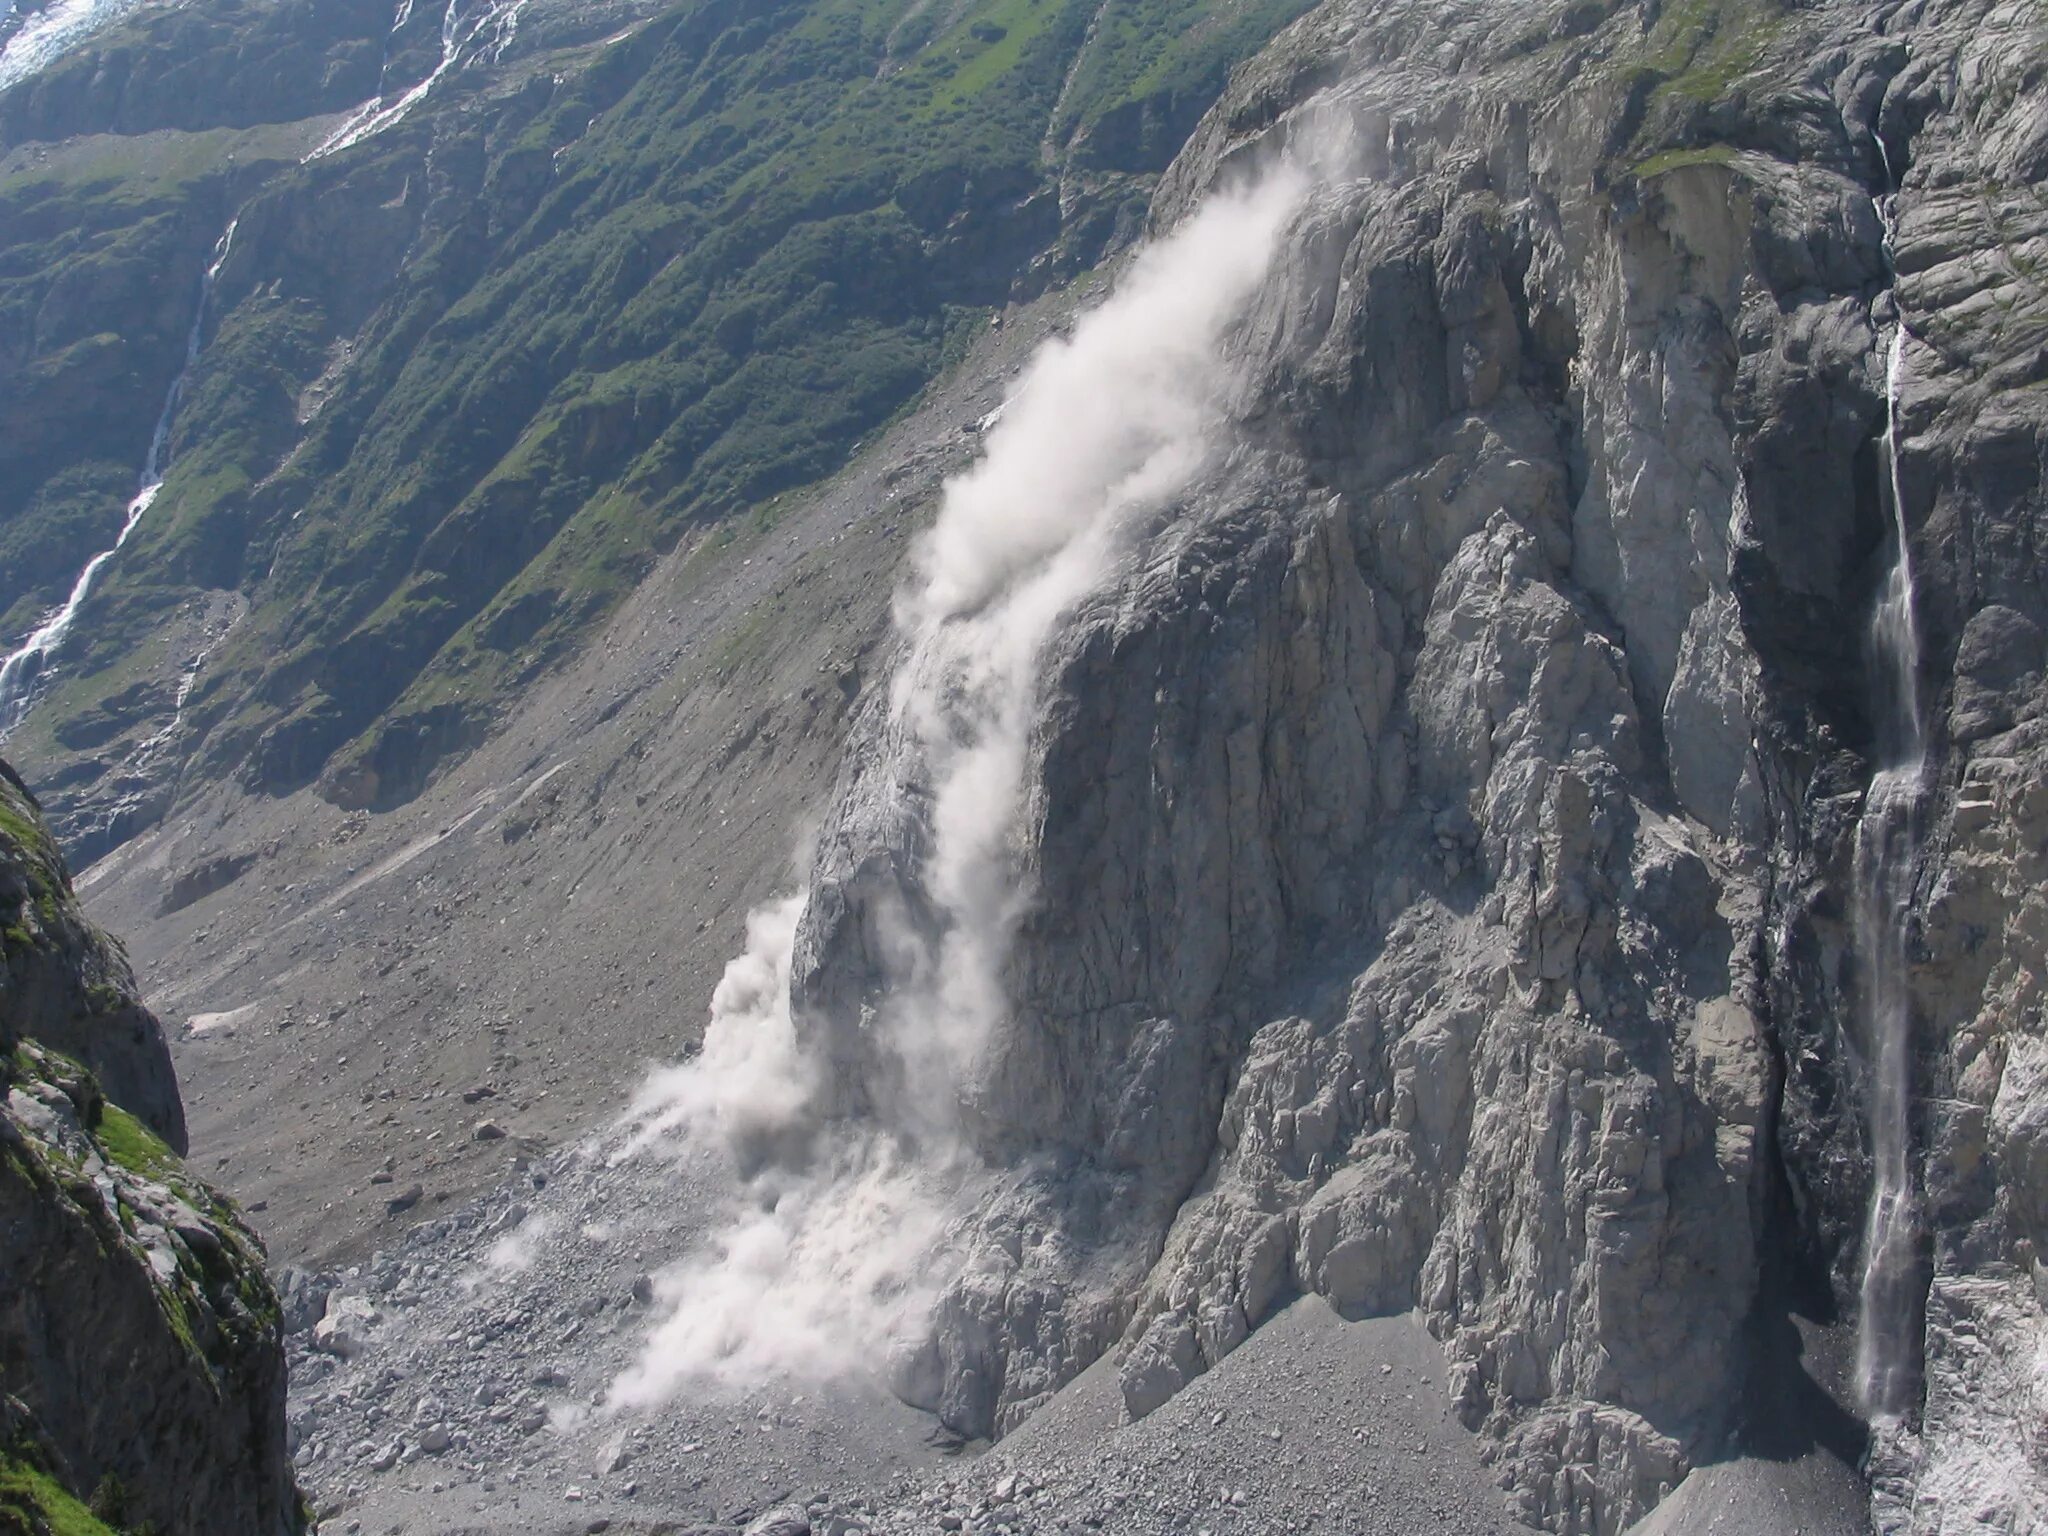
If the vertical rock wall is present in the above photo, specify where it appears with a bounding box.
[782,0,2048,1530]
[0,762,301,1535]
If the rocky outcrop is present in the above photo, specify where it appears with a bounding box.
[0,761,184,1151]
[777,0,2048,1530]
[0,763,301,1534]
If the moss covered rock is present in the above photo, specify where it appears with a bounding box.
[0,760,299,1536]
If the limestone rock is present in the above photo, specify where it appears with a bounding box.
[773,0,2048,1529]
[744,1506,813,1536]
[312,1294,383,1360]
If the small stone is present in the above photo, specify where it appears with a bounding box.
[743,1507,811,1536]
[472,1121,507,1142]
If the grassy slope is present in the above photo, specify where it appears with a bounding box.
[0,0,1318,821]
[0,124,309,641]
[0,1454,121,1536]
[195,0,1107,801]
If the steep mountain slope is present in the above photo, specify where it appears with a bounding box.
[606,0,2042,1524]
[8,0,2047,1533]
[80,289,1057,1268]
[0,0,1315,863]
[0,762,299,1535]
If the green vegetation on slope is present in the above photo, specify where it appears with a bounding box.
[0,121,312,642]
[1637,0,1787,106]
[0,0,1313,830]
[91,1102,182,1183]
[1052,0,1318,169]
[1609,0,1794,170]
[0,1453,122,1536]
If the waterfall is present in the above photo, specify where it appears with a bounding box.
[306,0,517,163]
[129,606,236,768]
[0,218,237,735]
[1852,154,1928,1421]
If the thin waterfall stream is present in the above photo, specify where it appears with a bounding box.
[1852,150,1928,1424]
[0,218,238,734]
[307,0,522,163]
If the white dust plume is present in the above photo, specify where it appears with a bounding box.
[606,154,1311,1409]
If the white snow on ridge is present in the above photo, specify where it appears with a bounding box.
[0,0,163,93]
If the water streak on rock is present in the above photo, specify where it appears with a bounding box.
[1853,303,1929,1422]
[0,217,238,734]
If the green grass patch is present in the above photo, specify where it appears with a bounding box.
[0,122,308,202]
[920,0,1065,112]
[0,1453,121,1536]
[92,1104,182,1184]
[1632,143,1741,178]
[1636,0,1786,107]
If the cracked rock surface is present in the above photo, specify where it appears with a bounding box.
[776,0,2048,1529]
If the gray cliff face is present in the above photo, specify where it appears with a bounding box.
[0,763,300,1535]
[781,0,2048,1529]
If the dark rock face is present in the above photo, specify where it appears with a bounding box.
[0,761,184,1151]
[156,846,260,918]
[0,762,300,1535]
[774,0,2048,1529]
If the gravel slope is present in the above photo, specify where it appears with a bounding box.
[284,1106,1861,1536]
[285,1112,1527,1536]
[75,286,1090,1271]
